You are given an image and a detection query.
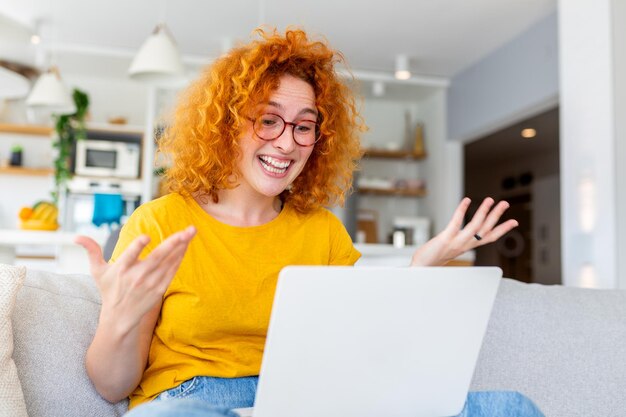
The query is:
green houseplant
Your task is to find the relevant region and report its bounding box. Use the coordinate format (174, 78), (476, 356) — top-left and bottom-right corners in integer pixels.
(52, 88), (89, 203)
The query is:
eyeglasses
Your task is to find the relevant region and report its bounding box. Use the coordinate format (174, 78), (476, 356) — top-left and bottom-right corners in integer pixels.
(249, 113), (320, 147)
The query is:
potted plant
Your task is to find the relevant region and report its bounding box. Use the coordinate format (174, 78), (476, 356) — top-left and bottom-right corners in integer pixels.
(52, 88), (89, 204)
(9, 144), (23, 166)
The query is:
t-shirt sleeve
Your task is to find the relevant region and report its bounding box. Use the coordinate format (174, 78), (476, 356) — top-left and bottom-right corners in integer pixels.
(109, 204), (164, 263)
(327, 211), (361, 266)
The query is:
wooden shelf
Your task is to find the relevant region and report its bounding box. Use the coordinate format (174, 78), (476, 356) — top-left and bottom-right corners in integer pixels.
(358, 187), (427, 197)
(0, 123), (53, 136)
(0, 122), (144, 136)
(0, 166), (54, 176)
(362, 149), (426, 160)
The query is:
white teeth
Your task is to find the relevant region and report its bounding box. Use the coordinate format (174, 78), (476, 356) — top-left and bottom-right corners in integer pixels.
(259, 156), (291, 174)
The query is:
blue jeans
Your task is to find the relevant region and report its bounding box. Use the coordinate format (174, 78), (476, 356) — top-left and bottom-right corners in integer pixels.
(125, 376), (545, 417)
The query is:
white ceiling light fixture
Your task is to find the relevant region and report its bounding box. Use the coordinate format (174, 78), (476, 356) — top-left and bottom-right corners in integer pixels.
(128, 23), (185, 85)
(26, 66), (76, 115)
(395, 54), (411, 80)
(0, 66), (30, 99)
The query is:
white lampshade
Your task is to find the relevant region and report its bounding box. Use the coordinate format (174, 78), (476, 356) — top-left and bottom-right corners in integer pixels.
(395, 54), (411, 80)
(128, 23), (184, 85)
(26, 67), (76, 115)
(0, 66), (30, 99)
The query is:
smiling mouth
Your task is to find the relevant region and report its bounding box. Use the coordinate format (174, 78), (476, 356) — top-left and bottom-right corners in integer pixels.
(258, 155), (292, 174)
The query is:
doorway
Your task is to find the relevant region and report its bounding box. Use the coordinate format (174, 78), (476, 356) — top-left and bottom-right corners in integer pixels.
(464, 107), (561, 285)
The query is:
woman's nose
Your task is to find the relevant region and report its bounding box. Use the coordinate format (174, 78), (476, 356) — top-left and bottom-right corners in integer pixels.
(272, 125), (297, 152)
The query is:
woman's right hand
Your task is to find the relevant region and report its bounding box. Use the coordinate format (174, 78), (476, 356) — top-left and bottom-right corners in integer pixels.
(75, 226), (197, 332)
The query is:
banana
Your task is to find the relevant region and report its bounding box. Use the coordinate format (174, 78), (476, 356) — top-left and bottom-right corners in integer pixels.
(45, 206), (58, 223)
(18, 201), (59, 230)
(20, 218), (59, 231)
(42, 205), (55, 221)
(32, 203), (49, 218)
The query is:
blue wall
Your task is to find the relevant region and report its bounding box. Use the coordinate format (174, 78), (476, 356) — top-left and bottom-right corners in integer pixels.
(447, 12), (559, 142)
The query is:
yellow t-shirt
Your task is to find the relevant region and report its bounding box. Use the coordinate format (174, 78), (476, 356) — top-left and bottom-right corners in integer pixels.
(110, 193), (361, 408)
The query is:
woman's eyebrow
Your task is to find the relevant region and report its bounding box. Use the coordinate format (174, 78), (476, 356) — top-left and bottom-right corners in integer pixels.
(266, 101), (318, 118)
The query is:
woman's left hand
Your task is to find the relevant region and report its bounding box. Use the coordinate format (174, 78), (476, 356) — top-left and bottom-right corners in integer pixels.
(410, 197), (518, 267)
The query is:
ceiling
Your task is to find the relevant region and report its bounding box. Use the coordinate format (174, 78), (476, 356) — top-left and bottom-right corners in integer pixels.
(1, 0), (556, 82)
(465, 106), (560, 166)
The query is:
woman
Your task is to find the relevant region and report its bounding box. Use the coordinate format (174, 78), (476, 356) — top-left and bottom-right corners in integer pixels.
(77, 29), (544, 417)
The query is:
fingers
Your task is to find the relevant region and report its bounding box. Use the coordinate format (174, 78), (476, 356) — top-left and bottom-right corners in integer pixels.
(143, 242), (190, 294)
(475, 200), (511, 237)
(115, 234), (152, 270)
(463, 197), (495, 236)
(478, 219), (519, 244)
(74, 235), (107, 273)
(134, 226), (196, 276)
(127, 226), (196, 294)
(443, 197), (471, 235)
(146, 226), (196, 264)
(451, 197), (519, 248)
(117, 226), (195, 273)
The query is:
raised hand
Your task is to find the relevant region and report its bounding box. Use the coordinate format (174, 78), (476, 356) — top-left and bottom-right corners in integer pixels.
(410, 197), (518, 267)
(75, 226), (197, 331)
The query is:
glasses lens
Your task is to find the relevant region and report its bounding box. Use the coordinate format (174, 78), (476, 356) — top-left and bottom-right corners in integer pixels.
(254, 114), (284, 140)
(293, 120), (319, 146)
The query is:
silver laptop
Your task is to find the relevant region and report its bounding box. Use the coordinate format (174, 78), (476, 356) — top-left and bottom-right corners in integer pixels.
(235, 266), (502, 417)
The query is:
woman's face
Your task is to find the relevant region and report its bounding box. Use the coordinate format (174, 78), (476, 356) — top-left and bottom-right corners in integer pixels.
(237, 74), (317, 199)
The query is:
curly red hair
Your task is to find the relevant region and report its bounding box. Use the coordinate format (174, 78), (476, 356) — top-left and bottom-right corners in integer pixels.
(160, 28), (364, 213)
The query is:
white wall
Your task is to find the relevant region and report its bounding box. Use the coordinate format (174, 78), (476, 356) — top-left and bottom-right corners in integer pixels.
(447, 12), (559, 142)
(357, 86), (455, 242)
(613, 0), (626, 289)
(558, 0), (625, 288)
(62, 74), (149, 126)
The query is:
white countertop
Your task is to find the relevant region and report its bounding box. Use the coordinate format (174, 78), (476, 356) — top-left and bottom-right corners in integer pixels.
(0, 229), (81, 246)
(0, 229), (102, 274)
(354, 243), (475, 261)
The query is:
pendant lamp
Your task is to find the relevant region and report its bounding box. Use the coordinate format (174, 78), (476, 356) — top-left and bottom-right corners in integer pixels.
(128, 23), (184, 85)
(26, 66), (76, 115)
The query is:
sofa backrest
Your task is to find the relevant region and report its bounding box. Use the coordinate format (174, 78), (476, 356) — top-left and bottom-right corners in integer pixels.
(472, 278), (626, 417)
(12, 267), (128, 417)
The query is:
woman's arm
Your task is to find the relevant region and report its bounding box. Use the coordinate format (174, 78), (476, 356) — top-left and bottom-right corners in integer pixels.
(410, 197), (518, 267)
(76, 226), (196, 402)
(86, 302), (161, 402)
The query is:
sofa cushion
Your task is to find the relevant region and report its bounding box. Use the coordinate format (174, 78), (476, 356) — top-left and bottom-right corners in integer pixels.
(0, 264), (28, 417)
(12, 267), (128, 417)
(472, 278), (626, 417)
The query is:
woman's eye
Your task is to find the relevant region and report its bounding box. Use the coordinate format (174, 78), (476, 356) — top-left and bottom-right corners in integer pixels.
(261, 119), (278, 127)
(295, 125), (312, 133)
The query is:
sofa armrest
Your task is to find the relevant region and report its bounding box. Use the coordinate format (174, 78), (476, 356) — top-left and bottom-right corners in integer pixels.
(12, 267), (128, 417)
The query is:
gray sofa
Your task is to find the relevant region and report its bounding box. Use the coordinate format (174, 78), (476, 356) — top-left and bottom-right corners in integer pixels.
(5, 265), (626, 417)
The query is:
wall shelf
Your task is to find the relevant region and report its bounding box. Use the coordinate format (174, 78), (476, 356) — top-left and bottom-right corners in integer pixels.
(0, 166), (54, 176)
(358, 187), (427, 197)
(0, 123), (53, 136)
(362, 149), (426, 160)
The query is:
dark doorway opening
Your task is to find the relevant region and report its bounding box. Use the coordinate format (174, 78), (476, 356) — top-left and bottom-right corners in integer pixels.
(464, 107), (561, 285)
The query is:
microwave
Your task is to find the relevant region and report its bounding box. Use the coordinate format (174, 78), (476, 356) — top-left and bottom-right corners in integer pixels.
(75, 139), (141, 179)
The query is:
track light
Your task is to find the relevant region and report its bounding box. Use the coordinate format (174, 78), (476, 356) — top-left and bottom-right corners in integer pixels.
(395, 54), (411, 80)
